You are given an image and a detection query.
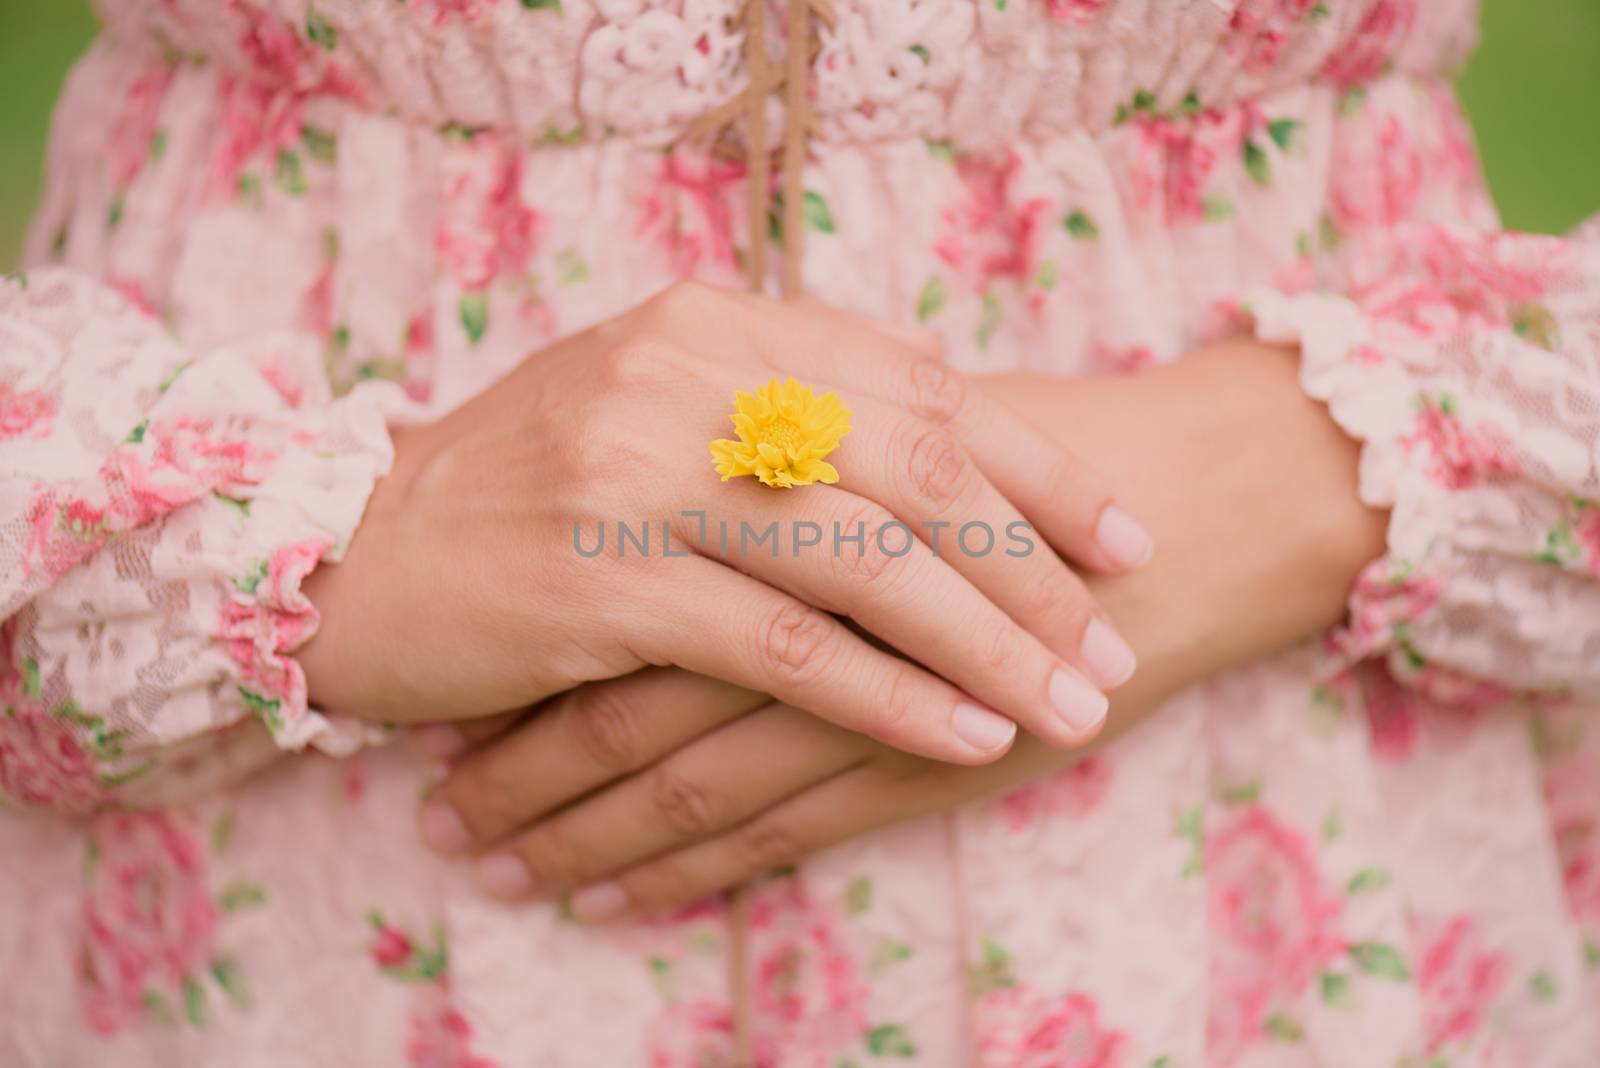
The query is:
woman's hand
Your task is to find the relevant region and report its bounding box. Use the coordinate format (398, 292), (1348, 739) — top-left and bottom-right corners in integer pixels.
(412, 337), (1390, 911)
(300, 282), (1150, 765)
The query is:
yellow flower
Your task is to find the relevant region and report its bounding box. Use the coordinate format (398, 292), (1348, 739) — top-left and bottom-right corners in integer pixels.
(709, 377), (853, 488)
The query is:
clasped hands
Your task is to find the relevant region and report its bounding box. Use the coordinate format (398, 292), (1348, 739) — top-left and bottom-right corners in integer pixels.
(301, 282), (1373, 922)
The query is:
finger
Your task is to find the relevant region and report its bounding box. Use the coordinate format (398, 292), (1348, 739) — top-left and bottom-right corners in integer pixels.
(407, 712), (524, 764)
(633, 556), (1025, 764)
(658, 286), (1153, 573)
(701, 481), (1112, 750)
(418, 668), (766, 855)
(812, 392), (1138, 690)
(471, 704), (867, 899)
(566, 759), (925, 921)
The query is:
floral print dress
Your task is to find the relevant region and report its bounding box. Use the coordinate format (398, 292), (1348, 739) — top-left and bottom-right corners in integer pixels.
(3, 1), (1599, 1065)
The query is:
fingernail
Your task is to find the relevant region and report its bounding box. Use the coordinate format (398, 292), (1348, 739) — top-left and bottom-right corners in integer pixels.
(951, 702), (1018, 753)
(1049, 669), (1109, 734)
(1095, 505), (1154, 569)
(410, 724), (467, 763)
(570, 881), (629, 923)
(418, 800), (471, 853)
(476, 853), (536, 899)
(1080, 618), (1137, 689)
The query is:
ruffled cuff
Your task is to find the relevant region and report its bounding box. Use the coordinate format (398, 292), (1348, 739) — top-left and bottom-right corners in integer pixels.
(1245, 232), (1600, 703)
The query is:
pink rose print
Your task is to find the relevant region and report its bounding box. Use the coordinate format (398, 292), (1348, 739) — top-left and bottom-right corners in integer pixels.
(1320, 0), (1417, 88)
(0, 650), (103, 810)
(0, 381), (58, 440)
(1126, 105), (1253, 226)
(999, 756), (1113, 831)
(974, 984), (1127, 1068)
(23, 490), (112, 584)
(411, 0), (501, 26)
(1410, 913), (1511, 1058)
(1400, 394), (1518, 491)
(228, 0), (366, 100)
(1223, 0), (1320, 76)
(1359, 662), (1422, 762)
(1576, 509), (1600, 575)
(1041, 0), (1110, 25)
(1544, 746), (1600, 927)
(747, 880), (871, 1066)
(208, 75), (306, 198)
(936, 153), (1049, 296)
(647, 998), (737, 1068)
(106, 68), (175, 186)
(1330, 114), (1423, 232)
(436, 132), (541, 292)
(636, 152), (748, 280)
(367, 912), (499, 1068)
(218, 536), (331, 733)
(78, 811), (221, 1033)
(406, 984), (500, 1068)
(1332, 559), (1443, 662)
(1207, 806), (1346, 1068)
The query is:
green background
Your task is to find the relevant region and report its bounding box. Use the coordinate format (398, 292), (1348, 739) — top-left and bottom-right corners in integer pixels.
(1, 1), (1596, 268)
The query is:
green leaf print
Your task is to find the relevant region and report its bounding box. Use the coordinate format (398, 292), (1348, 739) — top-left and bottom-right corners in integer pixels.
(1174, 804), (1205, 877)
(460, 291), (490, 344)
(968, 938), (1015, 995)
(1063, 210), (1099, 240)
(915, 275), (947, 321)
(306, 7), (338, 50)
(218, 879), (267, 912)
(1218, 781), (1260, 805)
(1345, 868), (1390, 894)
(1202, 195), (1236, 222)
(556, 248), (589, 284)
(1264, 1013), (1304, 1042)
(844, 876), (874, 917)
(182, 975), (207, 1027)
(107, 195), (124, 231)
(300, 125), (337, 164)
(1320, 970), (1351, 1007)
(647, 955), (674, 1000)
(869, 938), (912, 973)
(521, 0), (563, 11)
(925, 139), (955, 163)
(1309, 2), (1331, 19)
(234, 558), (269, 595)
(1530, 970), (1559, 1003)
(866, 1024), (917, 1058)
(21, 657), (41, 697)
(213, 492), (252, 517)
(126, 419), (148, 443)
(238, 687), (284, 733)
(909, 44), (930, 63)
(976, 291), (1002, 353)
(1267, 118), (1302, 152)
(142, 989), (177, 1028)
(803, 190), (837, 234)
(1349, 942), (1411, 981)
(150, 129), (168, 165)
(212, 956), (251, 1008)
(1243, 140), (1271, 186)
(275, 150), (308, 196)
(1584, 940), (1600, 970)
(212, 811), (235, 852)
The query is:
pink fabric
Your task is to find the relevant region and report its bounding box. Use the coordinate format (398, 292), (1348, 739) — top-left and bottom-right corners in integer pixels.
(3, 2), (1598, 1065)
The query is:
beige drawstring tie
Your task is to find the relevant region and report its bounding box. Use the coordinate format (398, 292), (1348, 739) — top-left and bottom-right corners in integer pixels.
(681, 1), (835, 1061)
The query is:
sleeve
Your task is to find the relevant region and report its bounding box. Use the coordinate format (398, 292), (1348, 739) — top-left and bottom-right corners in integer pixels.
(1, 268), (406, 812)
(1246, 218), (1600, 706)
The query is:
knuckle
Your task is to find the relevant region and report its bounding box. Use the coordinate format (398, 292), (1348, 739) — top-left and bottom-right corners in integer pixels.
(901, 422), (973, 511)
(644, 280), (726, 334)
(446, 764), (523, 840)
(977, 623), (1023, 679)
(648, 765), (724, 838)
(756, 602), (837, 685)
(566, 686), (647, 772)
(734, 819), (801, 874)
(867, 671), (915, 743)
(601, 339), (683, 390)
(831, 502), (902, 587)
(904, 356), (970, 424)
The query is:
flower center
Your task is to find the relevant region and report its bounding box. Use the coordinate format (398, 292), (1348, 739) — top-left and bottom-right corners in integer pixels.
(758, 418), (801, 450)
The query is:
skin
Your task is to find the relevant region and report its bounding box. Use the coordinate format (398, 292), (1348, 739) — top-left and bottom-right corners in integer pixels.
(299, 283), (1153, 766)
(414, 336), (1391, 918)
